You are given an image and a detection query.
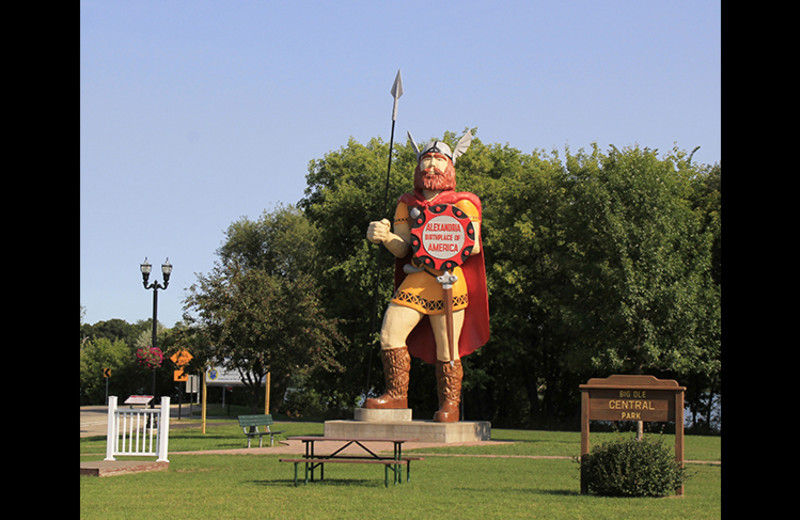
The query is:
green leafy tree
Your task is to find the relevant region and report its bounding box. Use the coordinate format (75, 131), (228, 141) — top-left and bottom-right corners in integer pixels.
(467, 144), (580, 427)
(558, 145), (720, 392)
(80, 317), (177, 404)
(299, 137), (419, 408)
(183, 205), (345, 413)
(80, 318), (146, 349)
(80, 336), (130, 404)
(683, 161), (721, 431)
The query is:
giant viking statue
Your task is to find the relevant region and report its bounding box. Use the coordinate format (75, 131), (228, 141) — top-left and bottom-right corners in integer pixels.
(365, 130), (490, 422)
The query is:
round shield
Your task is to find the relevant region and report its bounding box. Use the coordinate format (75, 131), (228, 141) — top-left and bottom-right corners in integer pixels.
(409, 204), (476, 271)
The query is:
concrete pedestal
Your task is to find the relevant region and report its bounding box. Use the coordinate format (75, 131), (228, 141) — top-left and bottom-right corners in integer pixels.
(353, 408), (412, 422)
(324, 408), (491, 443)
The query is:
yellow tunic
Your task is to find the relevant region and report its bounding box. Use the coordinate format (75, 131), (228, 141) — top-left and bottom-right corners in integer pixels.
(390, 199), (480, 315)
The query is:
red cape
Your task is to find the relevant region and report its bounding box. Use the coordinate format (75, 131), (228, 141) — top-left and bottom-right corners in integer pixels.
(395, 190), (491, 364)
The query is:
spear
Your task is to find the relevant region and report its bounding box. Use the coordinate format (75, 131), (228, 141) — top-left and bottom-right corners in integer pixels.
(382, 69), (403, 215)
(366, 69), (404, 393)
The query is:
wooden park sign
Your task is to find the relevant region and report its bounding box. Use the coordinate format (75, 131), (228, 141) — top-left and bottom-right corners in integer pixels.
(579, 374), (686, 495)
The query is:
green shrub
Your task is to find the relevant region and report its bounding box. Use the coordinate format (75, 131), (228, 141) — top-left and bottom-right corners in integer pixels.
(581, 436), (686, 497)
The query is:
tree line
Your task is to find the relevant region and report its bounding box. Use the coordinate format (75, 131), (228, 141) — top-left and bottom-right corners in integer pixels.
(81, 132), (721, 432)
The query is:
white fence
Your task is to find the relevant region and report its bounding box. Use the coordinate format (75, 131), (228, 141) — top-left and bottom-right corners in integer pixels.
(104, 396), (170, 462)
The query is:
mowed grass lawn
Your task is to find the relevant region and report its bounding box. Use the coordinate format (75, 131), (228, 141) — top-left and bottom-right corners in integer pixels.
(80, 419), (721, 520)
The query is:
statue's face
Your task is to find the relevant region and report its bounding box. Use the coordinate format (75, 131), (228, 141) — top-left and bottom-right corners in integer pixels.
(419, 153), (450, 173)
(414, 152), (456, 192)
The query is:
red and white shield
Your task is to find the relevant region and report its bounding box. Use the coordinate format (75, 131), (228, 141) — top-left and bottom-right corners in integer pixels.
(409, 204), (475, 271)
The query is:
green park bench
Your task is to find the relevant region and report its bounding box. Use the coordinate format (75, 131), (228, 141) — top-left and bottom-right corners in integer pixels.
(237, 414), (284, 448)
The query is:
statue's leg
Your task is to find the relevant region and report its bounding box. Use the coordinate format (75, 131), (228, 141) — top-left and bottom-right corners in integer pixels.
(363, 304), (421, 409)
(429, 310), (465, 362)
(430, 309), (465, 422)
(380, 303), (423, 350)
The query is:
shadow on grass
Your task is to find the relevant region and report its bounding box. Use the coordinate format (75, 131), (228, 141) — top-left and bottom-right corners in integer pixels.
(251, 478), (388, 488)
(532, 489), (580, 497)
(453, 486), (580, 497)
(166, 432), (249, 450)
(490, 438), (576, 445)
(80, 435), (106, 442)
(251, 479), (581, 494)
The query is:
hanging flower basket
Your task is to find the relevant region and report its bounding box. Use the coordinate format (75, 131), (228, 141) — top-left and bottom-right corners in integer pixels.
(136, 347), (164, 369)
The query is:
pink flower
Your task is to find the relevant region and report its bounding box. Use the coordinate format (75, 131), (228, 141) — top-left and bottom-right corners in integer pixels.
(136, 347), (163, 369)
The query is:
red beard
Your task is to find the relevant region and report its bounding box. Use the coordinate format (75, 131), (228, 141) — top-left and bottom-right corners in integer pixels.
(414, 160), (456, 192)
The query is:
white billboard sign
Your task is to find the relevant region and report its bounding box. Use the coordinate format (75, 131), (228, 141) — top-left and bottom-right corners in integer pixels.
(204, 366), (265, 387)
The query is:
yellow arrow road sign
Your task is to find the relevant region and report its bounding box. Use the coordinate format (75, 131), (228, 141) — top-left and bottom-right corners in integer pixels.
(170, 349), (193, 366)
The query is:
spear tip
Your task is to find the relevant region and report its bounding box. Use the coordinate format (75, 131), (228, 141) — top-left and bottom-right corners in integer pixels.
(390, 69), (403, 121)
(391, 69), (403, 99)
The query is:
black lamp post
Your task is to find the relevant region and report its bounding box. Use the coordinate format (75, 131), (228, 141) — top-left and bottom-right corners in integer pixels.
(140, 257), (172, 398)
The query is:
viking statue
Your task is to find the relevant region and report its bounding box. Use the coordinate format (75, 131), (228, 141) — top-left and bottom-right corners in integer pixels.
(365, 130), (490, 422)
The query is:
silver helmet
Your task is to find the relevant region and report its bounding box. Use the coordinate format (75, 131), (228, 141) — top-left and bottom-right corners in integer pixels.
(407, 130), (472, 165)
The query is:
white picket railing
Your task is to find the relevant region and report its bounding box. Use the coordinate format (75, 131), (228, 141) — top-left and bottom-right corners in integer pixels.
(104, 396), (170, 462)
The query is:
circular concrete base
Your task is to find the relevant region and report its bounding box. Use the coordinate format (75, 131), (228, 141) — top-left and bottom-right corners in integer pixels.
(353, 408), (412, 422)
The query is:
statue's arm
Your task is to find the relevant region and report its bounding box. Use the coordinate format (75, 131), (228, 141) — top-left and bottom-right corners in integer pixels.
(367, 219), (411, 258)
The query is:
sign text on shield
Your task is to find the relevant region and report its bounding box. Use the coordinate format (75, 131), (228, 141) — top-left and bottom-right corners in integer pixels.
(409, 204), (475, 271)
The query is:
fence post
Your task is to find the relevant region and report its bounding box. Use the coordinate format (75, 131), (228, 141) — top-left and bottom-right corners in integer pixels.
(104, 396), (118, 461)
(157, 396), (170, 462)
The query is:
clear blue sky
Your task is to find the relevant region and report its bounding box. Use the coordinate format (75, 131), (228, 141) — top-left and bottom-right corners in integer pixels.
(80, 0), (721, 328)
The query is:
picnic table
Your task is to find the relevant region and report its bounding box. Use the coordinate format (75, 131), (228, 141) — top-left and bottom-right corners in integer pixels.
(279, 436), (422, 487)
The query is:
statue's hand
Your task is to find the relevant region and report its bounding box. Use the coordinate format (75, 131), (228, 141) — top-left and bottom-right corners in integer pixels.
(366, 219), (391, 244)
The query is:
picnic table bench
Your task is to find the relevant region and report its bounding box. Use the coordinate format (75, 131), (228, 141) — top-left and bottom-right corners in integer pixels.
(237, 414), (284, 448)
(279, 436), (423, 487)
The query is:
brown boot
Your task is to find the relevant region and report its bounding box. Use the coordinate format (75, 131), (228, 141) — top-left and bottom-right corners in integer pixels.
(364, 347), (410, 409)
(433, 360), (462, 422)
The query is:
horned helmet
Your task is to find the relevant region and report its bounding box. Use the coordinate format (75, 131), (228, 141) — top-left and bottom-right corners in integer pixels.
(407, 129), (472, 166)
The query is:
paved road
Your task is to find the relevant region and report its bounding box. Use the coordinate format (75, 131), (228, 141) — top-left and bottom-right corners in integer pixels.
(80, 403), (200, 438)
(80, 406), (111, 438)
